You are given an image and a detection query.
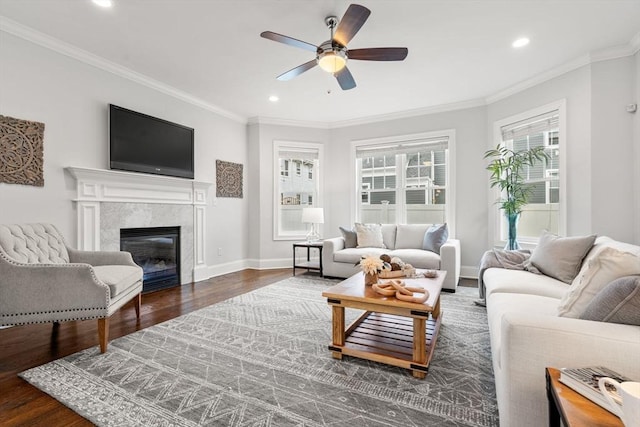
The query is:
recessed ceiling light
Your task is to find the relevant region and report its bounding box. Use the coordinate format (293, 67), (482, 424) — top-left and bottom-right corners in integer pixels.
(512, 37), (530, 48)
(92, 0), (113, 8)
(269, 95), (279, 102)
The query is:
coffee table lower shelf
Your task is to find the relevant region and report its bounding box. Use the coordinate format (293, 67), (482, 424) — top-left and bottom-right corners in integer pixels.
(329, 310), (442, 378)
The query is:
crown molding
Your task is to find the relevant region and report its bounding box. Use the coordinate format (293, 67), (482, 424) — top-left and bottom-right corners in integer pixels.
(247, 116), (330, 129)
(629, 31), (640, 54)
(590, 40), (639, 62)
(485, 54), (591, 105)
(329, 98), (487, 128)
(0, 16), (247, 124)
(250, 98), (487, 129)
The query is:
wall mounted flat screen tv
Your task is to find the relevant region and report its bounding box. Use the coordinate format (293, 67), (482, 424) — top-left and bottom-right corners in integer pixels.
(109, 104), (194, 179)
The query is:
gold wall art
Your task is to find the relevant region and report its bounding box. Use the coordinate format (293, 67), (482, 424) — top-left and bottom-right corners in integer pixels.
(0, 114), (45, 187)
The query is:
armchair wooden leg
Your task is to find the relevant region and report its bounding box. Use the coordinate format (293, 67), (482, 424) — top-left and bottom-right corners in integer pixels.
(98, 317), (109, 353)
(134, 293), (141, 319)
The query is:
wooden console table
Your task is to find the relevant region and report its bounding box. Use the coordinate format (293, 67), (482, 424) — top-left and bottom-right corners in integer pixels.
(546, 367), (623, 427)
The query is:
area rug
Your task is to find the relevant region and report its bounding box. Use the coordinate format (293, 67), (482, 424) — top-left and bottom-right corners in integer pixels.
(20, 276), (498, 426)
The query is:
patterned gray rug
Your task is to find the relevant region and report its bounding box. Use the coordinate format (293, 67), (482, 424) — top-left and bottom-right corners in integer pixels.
(20, 276), (498, 426)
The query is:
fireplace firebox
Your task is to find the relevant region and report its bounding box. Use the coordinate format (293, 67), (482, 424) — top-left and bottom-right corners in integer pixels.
(120, 227), (180, 293)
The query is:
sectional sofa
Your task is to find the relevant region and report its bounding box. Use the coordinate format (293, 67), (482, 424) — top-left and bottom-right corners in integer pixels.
(483, 235), (640, 426)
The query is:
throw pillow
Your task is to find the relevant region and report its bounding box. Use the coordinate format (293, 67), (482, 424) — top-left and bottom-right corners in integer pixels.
(579, 276), (640, 326)
(339, 226), (357, 248)
(527, 231), (596, 284)
(422, 223), (448, 254)
(558, 246), (640, 317)
(355, 223), (386, 248)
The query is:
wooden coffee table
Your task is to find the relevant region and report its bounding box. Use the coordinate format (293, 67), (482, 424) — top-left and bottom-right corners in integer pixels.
(322, 270), (445, 378)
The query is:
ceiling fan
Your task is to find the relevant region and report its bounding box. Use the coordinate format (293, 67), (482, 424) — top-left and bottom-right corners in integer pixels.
(260, 3), (408, 90)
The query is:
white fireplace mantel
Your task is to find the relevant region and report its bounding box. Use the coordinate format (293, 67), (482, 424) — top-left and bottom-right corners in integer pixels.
(66, 166), (212, 282)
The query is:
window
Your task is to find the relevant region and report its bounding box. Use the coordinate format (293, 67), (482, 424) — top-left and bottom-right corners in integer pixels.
(273, 141), (323, 240)
(353, 131), (455, 231)
(491, 101), (566, 246)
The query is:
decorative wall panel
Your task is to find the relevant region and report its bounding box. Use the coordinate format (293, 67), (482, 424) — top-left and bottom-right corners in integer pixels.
(0, 115), (45, 186)
(216, 160), (243, 198)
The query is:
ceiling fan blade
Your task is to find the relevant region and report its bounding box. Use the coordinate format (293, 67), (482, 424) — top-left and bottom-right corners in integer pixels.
(348, 47), (408, 61)
(333, 4), (371, 46)
(277, 60), (318, 81)
(260, 31), (318, 53)
(335, 66), (356, 90)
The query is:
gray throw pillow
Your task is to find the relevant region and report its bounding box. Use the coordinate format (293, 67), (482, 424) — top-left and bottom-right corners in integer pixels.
(339, 226), (357, 248)
(422, 223), (448, 254)
(579, 276), (640, 326)
(527, 231), (596, 284)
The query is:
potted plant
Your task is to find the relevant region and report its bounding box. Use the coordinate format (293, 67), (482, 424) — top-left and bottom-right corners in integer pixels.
(484, 144), (550, 250)
(356, 255), (391, 285)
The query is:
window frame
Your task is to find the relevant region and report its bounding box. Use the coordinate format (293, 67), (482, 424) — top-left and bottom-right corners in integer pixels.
(273, 140), (324, 241)
(350, 130), (456, 236)
(489, 99), (567, 248)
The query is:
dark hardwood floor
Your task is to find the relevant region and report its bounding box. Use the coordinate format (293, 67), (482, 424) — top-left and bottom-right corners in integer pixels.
(0, 268), (293, 427)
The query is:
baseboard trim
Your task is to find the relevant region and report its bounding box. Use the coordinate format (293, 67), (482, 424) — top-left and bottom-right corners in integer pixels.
(245, 258), (291, 270)
(460, 265), (478, 280)
(203, 260), (251, 280)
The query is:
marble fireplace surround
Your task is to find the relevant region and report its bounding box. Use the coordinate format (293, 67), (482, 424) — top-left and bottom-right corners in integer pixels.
(66, 167), (212, 284)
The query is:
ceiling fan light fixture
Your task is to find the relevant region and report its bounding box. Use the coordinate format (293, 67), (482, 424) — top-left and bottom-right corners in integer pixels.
(317, 50), (347, 73)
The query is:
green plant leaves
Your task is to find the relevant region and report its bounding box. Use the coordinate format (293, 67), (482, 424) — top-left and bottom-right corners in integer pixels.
(484, 144), (550, 215)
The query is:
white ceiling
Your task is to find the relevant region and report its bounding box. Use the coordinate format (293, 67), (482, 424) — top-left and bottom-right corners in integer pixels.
(1, 0), (639, 125)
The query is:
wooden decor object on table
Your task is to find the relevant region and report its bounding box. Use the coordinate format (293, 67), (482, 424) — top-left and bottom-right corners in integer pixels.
(322, 270), (446, 379)
(0, 115), (45, 187)
(364, 272), (378, 286)
(379, 270), (405, 279)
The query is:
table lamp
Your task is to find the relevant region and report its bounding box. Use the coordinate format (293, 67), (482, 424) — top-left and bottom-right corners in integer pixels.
(301, 207), (324, 242)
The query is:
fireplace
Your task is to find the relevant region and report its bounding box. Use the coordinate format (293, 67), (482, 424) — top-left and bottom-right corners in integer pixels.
(120, 226), (181, 293)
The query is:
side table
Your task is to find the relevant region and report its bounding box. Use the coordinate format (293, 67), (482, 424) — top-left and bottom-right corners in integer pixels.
(546, 367), (623, 427)
(292, 241), (323, 277)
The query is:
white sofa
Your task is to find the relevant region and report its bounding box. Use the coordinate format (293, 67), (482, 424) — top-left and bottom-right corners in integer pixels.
(322, 224), (460, 291)
(484, 236), (640, 427)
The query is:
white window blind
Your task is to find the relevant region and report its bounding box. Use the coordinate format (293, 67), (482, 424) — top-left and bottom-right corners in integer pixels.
(501, 111), (559, 140)
(356, 137), (449, 158)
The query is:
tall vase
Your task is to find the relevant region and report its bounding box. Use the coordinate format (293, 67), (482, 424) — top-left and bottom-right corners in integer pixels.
(505, 212), (521, 250)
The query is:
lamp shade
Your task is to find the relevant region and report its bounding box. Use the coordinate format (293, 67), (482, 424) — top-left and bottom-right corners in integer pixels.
(317, 52), (346, 73)
(301, 207), (324, 224)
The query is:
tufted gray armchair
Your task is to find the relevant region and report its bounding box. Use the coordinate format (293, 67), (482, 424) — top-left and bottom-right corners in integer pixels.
(0, 223), (143, 353)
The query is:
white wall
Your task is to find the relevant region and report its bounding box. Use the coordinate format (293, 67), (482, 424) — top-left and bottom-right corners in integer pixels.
(247, 122), (330, 267)
(590, 56), (636, 242)
(0, 33), (249, 271)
